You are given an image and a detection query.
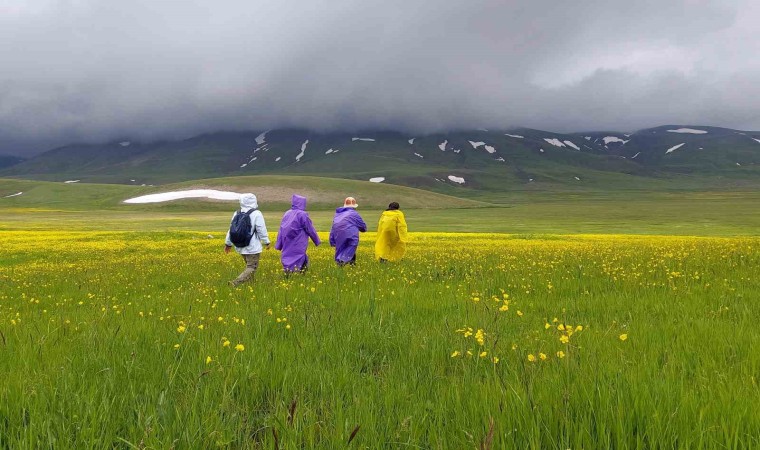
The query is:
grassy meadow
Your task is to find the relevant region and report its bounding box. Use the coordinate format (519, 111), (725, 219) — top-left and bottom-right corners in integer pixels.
(1, 176), (759, 448)
(1, 231), (759, 449)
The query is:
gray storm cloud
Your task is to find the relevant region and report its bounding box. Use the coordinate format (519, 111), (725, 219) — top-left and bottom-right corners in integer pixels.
(1, 0), (759, 154)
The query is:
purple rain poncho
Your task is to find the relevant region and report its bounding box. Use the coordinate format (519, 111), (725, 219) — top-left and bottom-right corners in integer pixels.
(275, 195), (321, 271)
(329, 207), (367, 264)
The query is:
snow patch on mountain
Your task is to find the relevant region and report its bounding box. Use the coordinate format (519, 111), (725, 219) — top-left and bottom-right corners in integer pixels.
(124, 190), (242, 204)
(563, 140), (580, 150)
(667, 128), (707, 134)
(438, 140), (447, 151)
(753, 138), (760, 144)
(603, 136), (629, 145)
(352, 137), (375, 142)
(295, 140), (309, 162)
(275, 157), (281, 162)
(469, 141), (485, 149)
(255, 130), (270, 145)
(484, 145), (495, 154)
(495, 157), (505, 162)
(64, 180), (80, 183)
(631, 152), (641, 159)
(414, 153), (424, 159)
(325, 148), (335, 154)
(505, 133), (524, 139)
(544, 138), (565, 148)
(666, 143), (686, 154)
(369, 177), (385, 183)
(408, 138), (415, 144)
(3, 192), (22, 198)
(448, 175), (465, 184)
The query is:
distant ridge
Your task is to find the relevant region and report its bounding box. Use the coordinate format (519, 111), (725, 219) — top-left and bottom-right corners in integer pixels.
(2, 126), (758, 194)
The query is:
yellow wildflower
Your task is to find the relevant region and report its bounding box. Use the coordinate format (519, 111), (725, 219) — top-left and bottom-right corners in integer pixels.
(527, 354), (536, 362)
(560, 335), (570, 344)
(205, 356), (212, 364)
(451, 351), (461, 358)
(176, 325), (186, 333)
(619, 334), (628, 341)
(539, 353), (547, 361)
(479, 351), (488, 358)
(475, 329), (485, 346)
(556, 351), (565, 359)
(234, 344), (245, 352)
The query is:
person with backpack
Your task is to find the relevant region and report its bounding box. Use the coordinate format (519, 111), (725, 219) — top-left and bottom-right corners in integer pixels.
(375, 202), (408, 262)
(224, 193), (270, 287)
(275, 194), (320, 273)
(329, 197), (367, 266)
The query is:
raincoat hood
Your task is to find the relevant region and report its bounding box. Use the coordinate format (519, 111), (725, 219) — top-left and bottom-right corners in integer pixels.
(335, 206), (355, 214)
(291, 195), (307, 210)
(381, 210), (404, 219)
(240, 193), (258, 211)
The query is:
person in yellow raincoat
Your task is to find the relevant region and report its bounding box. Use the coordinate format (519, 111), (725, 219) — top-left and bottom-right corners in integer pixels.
(375, 202), (408, 262)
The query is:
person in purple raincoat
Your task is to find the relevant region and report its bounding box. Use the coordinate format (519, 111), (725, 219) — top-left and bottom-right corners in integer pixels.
(329, 197), (367, 266)
(275, 194), (321, 272)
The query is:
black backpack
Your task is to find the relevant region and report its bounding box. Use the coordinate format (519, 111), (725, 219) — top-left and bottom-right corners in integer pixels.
(229, 209), (257, 247)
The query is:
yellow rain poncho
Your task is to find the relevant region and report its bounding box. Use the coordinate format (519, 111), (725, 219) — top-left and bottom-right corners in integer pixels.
(374, 210), (408, 261)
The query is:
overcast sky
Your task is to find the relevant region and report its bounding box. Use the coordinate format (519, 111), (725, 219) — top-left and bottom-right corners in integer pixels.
(2, 0), (760, 154)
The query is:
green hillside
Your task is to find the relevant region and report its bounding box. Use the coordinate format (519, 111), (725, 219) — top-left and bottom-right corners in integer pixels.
(0, 155), (23, 169)
(0, 175), (486, 212)
(3, 127), (758, 195)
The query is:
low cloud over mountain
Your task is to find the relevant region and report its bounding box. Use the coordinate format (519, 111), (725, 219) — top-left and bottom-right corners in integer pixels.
(2, 0), (760, 155)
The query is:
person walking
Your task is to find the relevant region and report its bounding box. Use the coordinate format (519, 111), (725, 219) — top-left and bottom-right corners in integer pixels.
(224, 193), (270, 287)
(374, 202), (408, 262)
(275, 194), (321, 273)
(329, 197), (367, 266)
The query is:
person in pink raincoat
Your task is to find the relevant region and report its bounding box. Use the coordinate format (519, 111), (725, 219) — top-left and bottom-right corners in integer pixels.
(275, 194), (321, 272)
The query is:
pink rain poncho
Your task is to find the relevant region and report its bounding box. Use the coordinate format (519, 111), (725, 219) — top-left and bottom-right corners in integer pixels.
(275, 195), (320, 271)
(329, 207), (367, 264)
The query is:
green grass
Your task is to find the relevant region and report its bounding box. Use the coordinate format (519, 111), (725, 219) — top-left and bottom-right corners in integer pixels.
(1, 232), (758, 448)
(2, 175), (760, 448)
(0, 176), (485, 213)
(2, 176), (758, 235)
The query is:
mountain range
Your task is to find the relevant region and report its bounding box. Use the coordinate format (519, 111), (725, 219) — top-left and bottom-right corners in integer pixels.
(2, 125), (758, 195)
